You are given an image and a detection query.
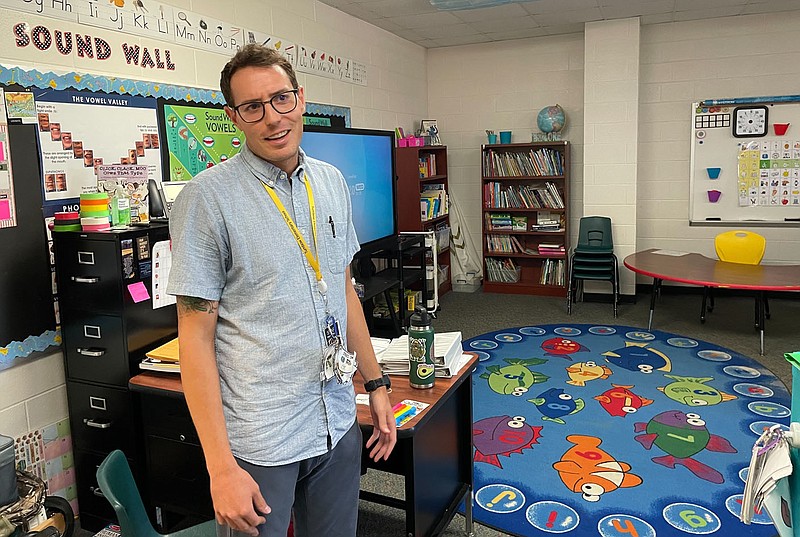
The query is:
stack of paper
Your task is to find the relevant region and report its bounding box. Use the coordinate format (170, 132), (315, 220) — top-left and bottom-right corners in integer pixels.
(374, 331), (463, 378)
(740, 424), (794, 531)
(140, 337), (180, 373)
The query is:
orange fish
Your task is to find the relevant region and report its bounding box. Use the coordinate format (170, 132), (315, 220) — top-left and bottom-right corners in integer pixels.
(553, 434), (642, 502)
(566, 361), (612, 387)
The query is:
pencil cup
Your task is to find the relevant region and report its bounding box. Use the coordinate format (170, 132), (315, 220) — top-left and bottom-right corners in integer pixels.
(487, 133), (497, 144)
(706, 167), (721, 179)
(499, 131), (512, 144)
(707, 189), (721, 203)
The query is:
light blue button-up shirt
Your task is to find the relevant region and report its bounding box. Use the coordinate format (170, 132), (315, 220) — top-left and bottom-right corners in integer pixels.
(167, 144), (360, 466)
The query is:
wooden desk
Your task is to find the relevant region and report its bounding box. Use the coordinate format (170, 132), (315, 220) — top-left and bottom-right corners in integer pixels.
(624, 248), (800, 354)
(130, 354), (477, 537)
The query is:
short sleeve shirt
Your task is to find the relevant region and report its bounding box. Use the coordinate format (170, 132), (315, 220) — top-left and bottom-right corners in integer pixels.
(167, 144), (360, 466)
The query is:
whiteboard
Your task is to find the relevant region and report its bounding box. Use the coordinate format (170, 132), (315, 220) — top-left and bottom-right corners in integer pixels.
(689, 100), (800, 226)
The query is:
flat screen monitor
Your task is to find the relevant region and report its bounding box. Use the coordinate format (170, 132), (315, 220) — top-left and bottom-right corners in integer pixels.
(300, 126), (396, 254)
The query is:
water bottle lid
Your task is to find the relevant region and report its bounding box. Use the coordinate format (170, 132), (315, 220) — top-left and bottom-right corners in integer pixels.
(410, 305), (432, 327)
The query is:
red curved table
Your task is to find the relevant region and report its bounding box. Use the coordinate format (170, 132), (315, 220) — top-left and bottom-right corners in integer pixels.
(624, 249), (800, 355)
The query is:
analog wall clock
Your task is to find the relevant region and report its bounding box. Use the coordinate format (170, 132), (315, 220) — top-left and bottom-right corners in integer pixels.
(732, 105), (769, 138)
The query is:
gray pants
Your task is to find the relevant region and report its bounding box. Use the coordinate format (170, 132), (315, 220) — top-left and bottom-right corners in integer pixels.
(220, 421), (362, 537)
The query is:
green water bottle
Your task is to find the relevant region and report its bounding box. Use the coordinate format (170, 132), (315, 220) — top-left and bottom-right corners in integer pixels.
(408, 305), (435, 389)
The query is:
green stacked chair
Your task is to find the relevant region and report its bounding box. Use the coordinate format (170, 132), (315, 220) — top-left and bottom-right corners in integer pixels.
(566, 216), (619, 317)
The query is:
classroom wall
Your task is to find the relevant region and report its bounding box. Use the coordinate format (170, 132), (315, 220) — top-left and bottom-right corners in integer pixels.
(638, 10), (800, 263)
(426, 34), (586, 259)
(428, 10), (800, 284)
(0, 0), (428, 437)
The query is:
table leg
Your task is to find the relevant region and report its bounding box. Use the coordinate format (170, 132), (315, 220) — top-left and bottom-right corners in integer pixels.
(464, 487), (474, 537)
(648, 278), (661, 331)
(757, 291), (765, 356)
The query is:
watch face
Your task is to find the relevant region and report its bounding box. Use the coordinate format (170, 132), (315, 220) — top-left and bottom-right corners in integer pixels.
(733, 106), (768, 138)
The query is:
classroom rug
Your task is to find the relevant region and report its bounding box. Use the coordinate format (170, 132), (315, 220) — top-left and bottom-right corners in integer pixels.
(464, 324), (791, 537)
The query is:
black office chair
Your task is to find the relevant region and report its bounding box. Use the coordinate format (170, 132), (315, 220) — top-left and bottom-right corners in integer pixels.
(566, 216), (619, 317)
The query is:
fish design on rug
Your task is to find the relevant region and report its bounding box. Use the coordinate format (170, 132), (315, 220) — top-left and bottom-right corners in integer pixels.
(553, 434), (642, 502)
(473, 414), (543, 468)
(658, 375), (737, 406)
(603, 342), (672, 374)
(529, 387), (585, 424)
(634, 410), (737, 484)
(480, 357), (549, 396)
(566, 361), (613, 387)
(595, 384), (654, 417)
(540, 337), (589, 360)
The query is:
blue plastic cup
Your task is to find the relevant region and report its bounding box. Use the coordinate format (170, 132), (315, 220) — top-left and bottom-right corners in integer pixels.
(499, 131), (512, 144)
(487, 133), (497, 144)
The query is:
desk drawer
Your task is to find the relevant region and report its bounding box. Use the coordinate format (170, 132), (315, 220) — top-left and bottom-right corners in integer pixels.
(56, 239), (123, 313)
(63, 314), (128, 385)
(74, 449), (124, 528)
(146, 434), (212, 517)
(67, 382), (136, 453)
(140, 393), (199, 442)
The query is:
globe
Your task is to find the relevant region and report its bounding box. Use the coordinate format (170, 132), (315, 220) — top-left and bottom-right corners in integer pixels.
(537, 104), (566, 133)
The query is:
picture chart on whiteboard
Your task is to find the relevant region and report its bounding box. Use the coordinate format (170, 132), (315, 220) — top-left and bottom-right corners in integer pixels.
(689, 98), (800, 225)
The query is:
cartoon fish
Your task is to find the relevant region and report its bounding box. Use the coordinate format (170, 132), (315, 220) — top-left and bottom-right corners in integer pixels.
(553, 435), (642, 502)
(595, 385), (654, 417)
(658, 375), (737, 406)
(634, 410), (736, 483)
(480, 358), (549, 396)
(473, 415), (542, 468)
(529, 388), (584, 424)
(566, 361), (612, 387)
(603, 342), (672, 374)
(541, 337), (589, 360)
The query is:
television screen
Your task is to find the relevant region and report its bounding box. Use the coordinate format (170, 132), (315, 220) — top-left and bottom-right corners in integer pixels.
(301, 126), (396, 251)
(159, 101), (244, 182)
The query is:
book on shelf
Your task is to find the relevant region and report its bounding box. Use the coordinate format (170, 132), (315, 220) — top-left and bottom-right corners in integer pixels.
(373, 332), (464, 378)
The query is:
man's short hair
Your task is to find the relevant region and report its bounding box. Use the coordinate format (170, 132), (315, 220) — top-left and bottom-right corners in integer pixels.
(220, 44), (299, 106)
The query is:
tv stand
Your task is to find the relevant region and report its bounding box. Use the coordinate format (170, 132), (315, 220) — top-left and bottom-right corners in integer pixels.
(354, 235), (430, 338)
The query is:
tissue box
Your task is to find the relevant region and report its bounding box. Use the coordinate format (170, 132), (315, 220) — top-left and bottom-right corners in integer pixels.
(408, 137), (424, 147)
(0, 434), (18, 508)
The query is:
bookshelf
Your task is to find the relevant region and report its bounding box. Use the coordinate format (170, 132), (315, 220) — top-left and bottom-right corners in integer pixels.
(396, 145), (451, 300)
(481, 141), (570, 296)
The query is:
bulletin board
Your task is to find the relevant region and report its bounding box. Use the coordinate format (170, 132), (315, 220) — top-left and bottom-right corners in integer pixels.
(689, 98), (800, 226)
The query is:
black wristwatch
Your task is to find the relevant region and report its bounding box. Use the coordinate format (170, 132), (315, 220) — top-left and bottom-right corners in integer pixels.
(364, 374), (392, 393)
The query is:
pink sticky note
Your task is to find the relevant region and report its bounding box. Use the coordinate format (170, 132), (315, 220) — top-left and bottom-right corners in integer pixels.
(0, 142), (5, 161)
(0, 199), (10, 220)
(127, 281), (150, 303)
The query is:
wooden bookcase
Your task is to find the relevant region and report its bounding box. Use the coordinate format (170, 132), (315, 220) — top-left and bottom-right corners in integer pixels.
(481, 141), (570, 296)
(395, 145), (452, 300)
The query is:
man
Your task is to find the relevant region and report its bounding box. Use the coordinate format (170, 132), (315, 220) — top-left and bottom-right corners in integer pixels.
(167, 44), (396, 537)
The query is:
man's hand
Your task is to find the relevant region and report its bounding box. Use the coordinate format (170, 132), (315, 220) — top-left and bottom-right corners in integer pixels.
(365, 388), (397, 461)
(209, 464), (271, 536)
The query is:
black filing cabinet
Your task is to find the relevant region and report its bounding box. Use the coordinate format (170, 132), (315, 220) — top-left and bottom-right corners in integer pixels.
(53, 224), (177, 531)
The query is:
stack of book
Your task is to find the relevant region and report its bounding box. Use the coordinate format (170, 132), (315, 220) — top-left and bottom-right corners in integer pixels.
(485, 212), (512, 231)
(373, 331), (464, 378)
(139, 337), (180, 373)
(537, 243), (566, 256)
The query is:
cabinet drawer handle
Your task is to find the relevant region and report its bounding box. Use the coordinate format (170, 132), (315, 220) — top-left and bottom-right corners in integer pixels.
(72, 276), (100, 284)
(90, 486), (105, 497)
(77, 348), (105, 357)
(83, 418), (112, 429)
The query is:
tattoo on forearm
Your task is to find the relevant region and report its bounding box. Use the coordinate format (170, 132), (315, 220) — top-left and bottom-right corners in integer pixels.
(177, 296), (217, 316)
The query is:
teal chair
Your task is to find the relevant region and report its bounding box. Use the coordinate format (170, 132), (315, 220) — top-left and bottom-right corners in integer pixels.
(96, 450), (216, 537)
(566, 216), (619, 317)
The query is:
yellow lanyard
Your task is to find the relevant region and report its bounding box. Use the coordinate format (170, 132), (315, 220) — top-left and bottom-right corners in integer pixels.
(261, 174), (327, 295)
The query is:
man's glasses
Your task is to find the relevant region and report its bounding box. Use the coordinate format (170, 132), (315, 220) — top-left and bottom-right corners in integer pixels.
(232, 89), (299, 123)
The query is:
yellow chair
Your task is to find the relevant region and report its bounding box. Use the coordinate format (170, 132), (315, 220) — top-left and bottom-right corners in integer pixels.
(701, 230), (769, 325)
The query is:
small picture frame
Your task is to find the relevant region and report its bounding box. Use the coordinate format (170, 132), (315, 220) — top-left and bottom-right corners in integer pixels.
(420, 119), (441, 145)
